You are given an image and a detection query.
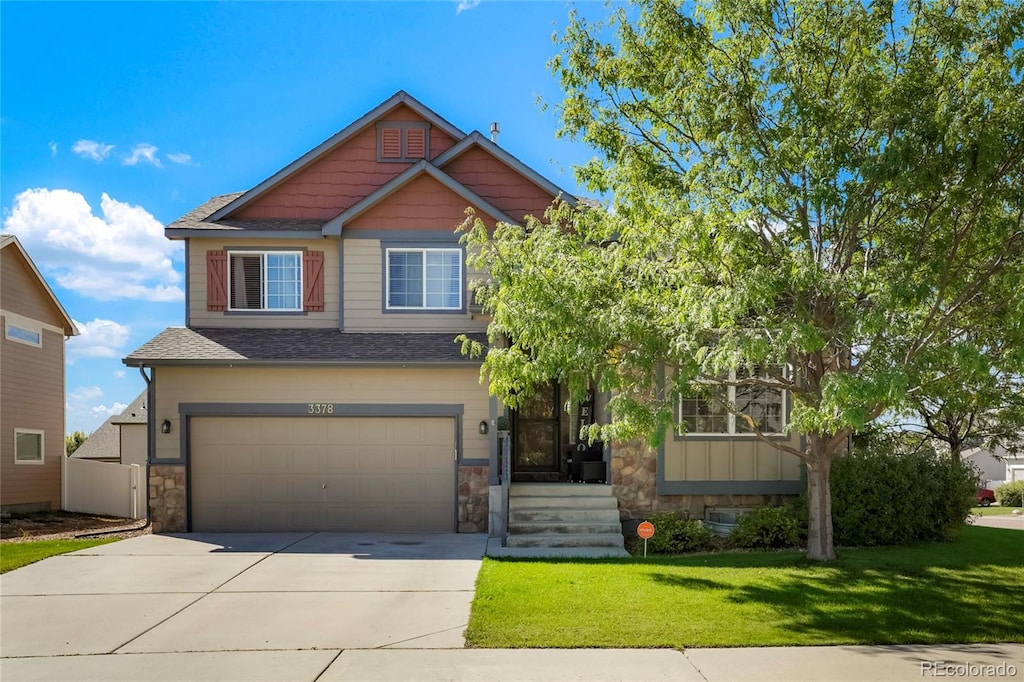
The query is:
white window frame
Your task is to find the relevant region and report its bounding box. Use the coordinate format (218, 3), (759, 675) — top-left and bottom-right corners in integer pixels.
(5, 320), (42, 347)
(14, 428), (44, 465)
(226, 250), (303, 312)
(677, 367), (789, 437)
(385, 248), (463, 311)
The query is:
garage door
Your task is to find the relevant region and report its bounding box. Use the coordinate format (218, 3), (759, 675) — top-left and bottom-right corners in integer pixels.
(190, 416), (455, 532)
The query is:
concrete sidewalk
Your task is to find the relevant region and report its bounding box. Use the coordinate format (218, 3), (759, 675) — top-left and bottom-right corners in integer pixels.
(2, 644), (1021, 681)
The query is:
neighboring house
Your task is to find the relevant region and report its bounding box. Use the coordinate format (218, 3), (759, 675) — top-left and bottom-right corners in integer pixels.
(71, 391), (148, 466)
(963, 442), (1024, 488)
(1, 234), (78, 513)
(124, 91), (802, 535)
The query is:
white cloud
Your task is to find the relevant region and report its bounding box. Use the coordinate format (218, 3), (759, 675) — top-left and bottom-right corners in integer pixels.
(166, 152), (192, 165)
(72, 139), (114, 162)
(68, 385), (104, 403)
(123, 143), (162, 167)
(456, 0), (481, 13)
(114, 369), (126, 378)
(92, 402), (128, 419)
(67, 318), (131, 364)
(2, 188), (183, 302)
(49, 141), (58, 157)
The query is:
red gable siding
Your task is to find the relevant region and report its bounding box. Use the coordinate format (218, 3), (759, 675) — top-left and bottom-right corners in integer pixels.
(346, 174), (496, 232)
(236, 104), (457, 221)
(444, 146), (558, 223)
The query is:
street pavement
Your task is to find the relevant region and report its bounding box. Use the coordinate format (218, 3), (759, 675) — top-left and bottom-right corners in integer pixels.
(1, 532), (1020, 681)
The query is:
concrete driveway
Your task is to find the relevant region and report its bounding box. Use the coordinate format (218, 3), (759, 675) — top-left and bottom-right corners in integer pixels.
(0, 532), (487, 681)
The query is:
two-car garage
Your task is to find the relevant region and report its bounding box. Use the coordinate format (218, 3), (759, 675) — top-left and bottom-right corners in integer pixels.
(188, 415), (457, 532)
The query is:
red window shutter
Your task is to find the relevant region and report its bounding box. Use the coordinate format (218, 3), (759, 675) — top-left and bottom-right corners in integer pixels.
(405, 127), (426, 159)
(381, 127), (401, 159)
(206, 250), (228, 311)
(303, 250), (325, 312)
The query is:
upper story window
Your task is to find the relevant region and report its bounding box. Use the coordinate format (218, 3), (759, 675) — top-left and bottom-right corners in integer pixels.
(377, 122), (429, 162)
(386, 248), (462, 310)
(677, 365), (788, 436)
(228, 251), (302, 311)
(15, 429), (44, 464)
(5, 321), (42, 347)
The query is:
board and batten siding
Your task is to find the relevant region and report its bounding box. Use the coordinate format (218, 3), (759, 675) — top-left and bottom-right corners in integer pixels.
(188, 237), (339, 328)
(342, 238), (489, 333)
(661, 436), (803, 484)
(152, 366), (491, 463)
(0, 325), (65, 509)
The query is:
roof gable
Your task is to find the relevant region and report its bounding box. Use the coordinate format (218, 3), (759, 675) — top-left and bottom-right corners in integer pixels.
(209, 91), (465, 222)
(0, 234), (78, 335)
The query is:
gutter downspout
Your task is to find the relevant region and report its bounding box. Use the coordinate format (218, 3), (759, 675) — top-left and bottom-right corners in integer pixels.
(139, 366), (154, 525)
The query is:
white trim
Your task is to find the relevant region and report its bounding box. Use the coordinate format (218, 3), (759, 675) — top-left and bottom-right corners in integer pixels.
(14, 428), (45, 465)
(1, 309), (66, 337)
(5, 320), (42, 347)
(385, 248), (463, 310)
(226, 250), (303, 312)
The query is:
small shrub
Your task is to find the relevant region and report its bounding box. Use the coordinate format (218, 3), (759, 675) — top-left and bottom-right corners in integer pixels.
(995, 480), (1024, 507)
(727, 506), (803, 550)
(639, 512), (717, 554)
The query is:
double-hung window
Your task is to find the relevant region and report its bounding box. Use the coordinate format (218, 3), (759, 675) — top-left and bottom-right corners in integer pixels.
(386, 248), (462, 310)
(677, 366), (787, 436)
(228, 251), (302, 311)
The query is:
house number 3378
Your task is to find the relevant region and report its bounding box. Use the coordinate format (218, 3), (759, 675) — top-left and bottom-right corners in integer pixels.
(307, 403), (334, 414)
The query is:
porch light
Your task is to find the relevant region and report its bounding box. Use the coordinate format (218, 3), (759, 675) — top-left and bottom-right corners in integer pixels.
(479, 420), (489, 435)
(161, 419), (171, 434)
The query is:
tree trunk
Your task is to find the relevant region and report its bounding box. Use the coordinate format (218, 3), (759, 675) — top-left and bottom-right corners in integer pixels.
(805, 443), (837, 561)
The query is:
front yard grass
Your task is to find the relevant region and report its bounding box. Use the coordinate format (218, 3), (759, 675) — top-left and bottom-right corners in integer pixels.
(972, 506), (1023, 516)
(0, 539), (116, 574)
(467, 525), (1023, 648)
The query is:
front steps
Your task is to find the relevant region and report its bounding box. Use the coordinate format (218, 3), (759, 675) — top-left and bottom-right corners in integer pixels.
(505, 483), (625, 551)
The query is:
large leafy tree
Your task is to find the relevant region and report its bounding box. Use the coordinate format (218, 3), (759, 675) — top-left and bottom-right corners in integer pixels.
(462, 0), (1024, 560)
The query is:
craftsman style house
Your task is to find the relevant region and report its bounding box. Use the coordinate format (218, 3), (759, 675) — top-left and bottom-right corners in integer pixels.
(1, 235), (78, 513)
(125, 92), (801, 536)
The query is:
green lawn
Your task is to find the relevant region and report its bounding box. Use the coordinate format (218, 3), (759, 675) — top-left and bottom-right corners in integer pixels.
(0, 539), (116, 574)
(972, 506), (1023, 516)
(467, 526), (1023, 648)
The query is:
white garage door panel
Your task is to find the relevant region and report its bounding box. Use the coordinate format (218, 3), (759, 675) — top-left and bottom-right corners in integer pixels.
(190, 416), (455, 532)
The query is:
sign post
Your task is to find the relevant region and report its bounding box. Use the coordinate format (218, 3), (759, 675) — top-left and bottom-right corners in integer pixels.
(637, 520), (655, 558)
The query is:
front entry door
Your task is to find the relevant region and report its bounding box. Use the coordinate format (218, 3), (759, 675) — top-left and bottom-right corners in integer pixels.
(512, 382), (563, 482)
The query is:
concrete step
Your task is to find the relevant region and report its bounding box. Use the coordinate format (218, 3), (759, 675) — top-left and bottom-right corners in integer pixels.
(509, 508), (621, 524)
(509, 496), (618, 511)
(508, 521), (624, 535)
(505, 533), (625, 549)
(510, 483), (613, 497)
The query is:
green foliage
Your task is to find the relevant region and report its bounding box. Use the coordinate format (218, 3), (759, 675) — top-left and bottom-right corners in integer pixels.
(638, 512), (717, 554)
(728, 506), (805, 550)
(830, 440), (978, 547)
(994, 481), (1024, 507)
(65, 431), (87, 457)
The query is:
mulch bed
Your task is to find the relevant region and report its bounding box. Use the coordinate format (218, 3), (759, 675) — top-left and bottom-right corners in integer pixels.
(0, 510), (151, 543)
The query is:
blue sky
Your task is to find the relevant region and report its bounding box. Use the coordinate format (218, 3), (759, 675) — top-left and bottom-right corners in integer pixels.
(1, 1), (603, 435)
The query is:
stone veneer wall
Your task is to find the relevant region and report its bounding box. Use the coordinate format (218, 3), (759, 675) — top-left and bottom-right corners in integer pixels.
(149, 464), (187, 533)
(612, 439), (789, 522)
(458, 465), (489, 533)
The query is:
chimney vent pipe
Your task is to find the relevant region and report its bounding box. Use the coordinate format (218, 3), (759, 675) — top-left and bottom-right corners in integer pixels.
(490, 122), (500, 143)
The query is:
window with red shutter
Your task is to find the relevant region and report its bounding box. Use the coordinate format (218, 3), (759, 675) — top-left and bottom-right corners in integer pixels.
(303, 250), (325, 312)
(206, 250), (228, 311)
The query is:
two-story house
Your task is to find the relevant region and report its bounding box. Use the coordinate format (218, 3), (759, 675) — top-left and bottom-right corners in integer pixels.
(125, 92), (802, 536)
(1, 234), (78, 513)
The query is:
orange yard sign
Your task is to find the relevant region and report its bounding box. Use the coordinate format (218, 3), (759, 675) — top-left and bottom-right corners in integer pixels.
(637, 521), (655, 539)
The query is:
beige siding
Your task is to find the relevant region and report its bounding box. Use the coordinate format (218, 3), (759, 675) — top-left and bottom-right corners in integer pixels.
(187, 237), (340, 328)
(152, 366), (490, 463)
(1, 248), (66, 329)
(662, 433), (802, 484)
(343, 238), (489, 333)
(119, 424), (148, 467)
(0, 326), (65, 509)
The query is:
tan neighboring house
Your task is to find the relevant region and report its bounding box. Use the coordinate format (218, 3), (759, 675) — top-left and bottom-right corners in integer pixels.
(123, 91), (802, 536)
(71, 391), (148, 466)
(1, 234), (78, 513)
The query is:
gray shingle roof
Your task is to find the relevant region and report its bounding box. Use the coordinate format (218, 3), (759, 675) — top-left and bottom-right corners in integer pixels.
(124, 327), (488, 366)
(164, 194), (328, 234)
(70, 416), (120, 460)
(111, 391), (148, 425)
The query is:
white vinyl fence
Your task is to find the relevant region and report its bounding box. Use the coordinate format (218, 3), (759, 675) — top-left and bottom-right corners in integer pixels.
(66, 458), (145, 520)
